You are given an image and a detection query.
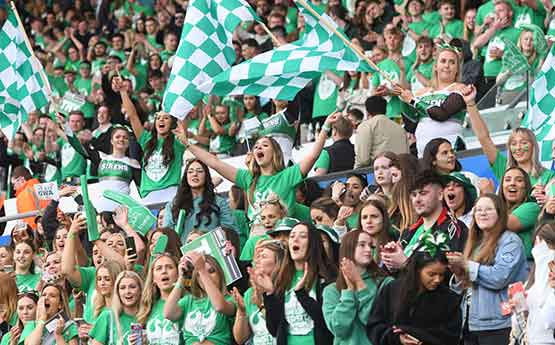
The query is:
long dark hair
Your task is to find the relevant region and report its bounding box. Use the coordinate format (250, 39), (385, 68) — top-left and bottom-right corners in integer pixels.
(421, 138), (462, 172)
(498, 167), (532, 211)
(143, 113), (176, 169)
(394, 251), (449, 322)
(171, 159), (220, 228)
(336, 230), (384, 290)
(277, 222), (337, 293)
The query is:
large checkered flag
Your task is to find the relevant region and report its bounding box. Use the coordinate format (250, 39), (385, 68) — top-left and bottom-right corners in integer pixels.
(198, 0), (375, 99)
(162, 0), (258, 119)
(522, 43), (555, 167)
(0, 4), (50, 138)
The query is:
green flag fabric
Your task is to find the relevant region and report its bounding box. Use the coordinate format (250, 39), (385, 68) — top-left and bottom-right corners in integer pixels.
(522, 44), (555, 166)
(162, 0), (258, 119)
(0, 6), (50, 138)
(198, 0), (375, 100)
(501, 37), (530, 75)
(102, 190), (157, 236)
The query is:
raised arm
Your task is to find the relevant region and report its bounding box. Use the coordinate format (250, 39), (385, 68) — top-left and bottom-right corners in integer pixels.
(62, 215), (87, 287)
(120, 81), (144, 138)
(299, 113), (339, 176)
(463, 85), (497, 164)
(174, 122), (238, 183)
(164, 257), (188, 321)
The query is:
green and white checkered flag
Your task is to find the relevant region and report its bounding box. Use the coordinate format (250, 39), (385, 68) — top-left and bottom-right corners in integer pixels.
(198, 0), (375, 99)
(522, 43), (555, 167)
(162, 0), (258, 119)
(501, 38), (529, 75)
(0, 5), (50, 138)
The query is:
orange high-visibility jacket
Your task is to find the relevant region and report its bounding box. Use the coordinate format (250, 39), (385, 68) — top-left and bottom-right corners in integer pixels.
(15, 179), (49, 229)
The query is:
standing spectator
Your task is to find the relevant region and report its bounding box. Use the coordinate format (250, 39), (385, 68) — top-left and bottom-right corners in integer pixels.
(313, 116), (355, 176)
(444, 172), (478, 227)
(354, 96), (408, 168)
(406, 36), (434, 94)
(448, 194), (528, 345)
(473, 1), (521, 106)
(428, 0), (464, 41)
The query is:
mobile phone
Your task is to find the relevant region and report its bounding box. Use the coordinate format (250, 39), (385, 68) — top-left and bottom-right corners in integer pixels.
(45, 311), (69, 333)
(125, 236), (137, 258)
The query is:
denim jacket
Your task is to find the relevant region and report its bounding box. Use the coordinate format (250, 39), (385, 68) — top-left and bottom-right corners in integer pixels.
(163, 195), (237, 242)
(450, 231), (528, 332)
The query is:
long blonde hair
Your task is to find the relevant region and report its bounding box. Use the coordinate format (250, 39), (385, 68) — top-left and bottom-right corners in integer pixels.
(247, 136), (285, 206)
(93, 261), (124, 318)
(137, 254), (179, 325)
(112, 271), (144, 345)
(251, 239), (291, 307)
(506, 128), (544, 179)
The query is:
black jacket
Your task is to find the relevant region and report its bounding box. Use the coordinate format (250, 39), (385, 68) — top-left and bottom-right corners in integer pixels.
(324, 138), (354, 174)
(367, 279), (462, 345)
(401, 208), (468, 253)
(264, 278), (333, 345)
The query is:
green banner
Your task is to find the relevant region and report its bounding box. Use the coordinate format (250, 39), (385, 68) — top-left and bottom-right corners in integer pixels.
(181, 227), (242, 285)
(80, 175), (99, 241)
(103, 190), (156, 236)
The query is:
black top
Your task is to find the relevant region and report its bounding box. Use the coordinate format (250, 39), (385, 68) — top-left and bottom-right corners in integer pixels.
(324, 138), (355, 174)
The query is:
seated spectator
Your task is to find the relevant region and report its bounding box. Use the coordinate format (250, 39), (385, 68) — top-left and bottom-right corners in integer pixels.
(428, 0), (464, 41)
(354, 96), (408, 168)
(200, 104), (239, 158)
(407, 36), (434, 94)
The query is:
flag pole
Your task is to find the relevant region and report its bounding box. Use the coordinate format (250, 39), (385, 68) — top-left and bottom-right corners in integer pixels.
(9, 1), (52, 94)
(296, 0), (390, 83)
(260, 23), (282, 47)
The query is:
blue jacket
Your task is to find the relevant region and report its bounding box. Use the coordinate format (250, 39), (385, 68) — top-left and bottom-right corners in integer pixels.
(450, 231), (528, 331)
(163, 195), (237, 242)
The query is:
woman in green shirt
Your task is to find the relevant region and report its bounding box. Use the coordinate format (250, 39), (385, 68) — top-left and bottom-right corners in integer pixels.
(464, 85), (555, 192)
(25, 284), (78, 345)
(14, 241), (40, 293)
(232, 239), (291, 345)
(122, 83), (186, 205)
(164, 253), (236, 345)
(1, 292), (38, 345)
(323, 230), (390, 345)
(498, 167), (540, 260)
(136, 254), (181, 345)
(177, 113), (340, 223)
(89, 271), (144, 345)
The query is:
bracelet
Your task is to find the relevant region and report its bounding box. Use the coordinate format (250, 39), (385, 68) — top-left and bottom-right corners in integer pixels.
(68, 232), (77, 239)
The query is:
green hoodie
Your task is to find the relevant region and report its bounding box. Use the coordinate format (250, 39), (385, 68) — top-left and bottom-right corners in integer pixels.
(322, 273), (392, 345)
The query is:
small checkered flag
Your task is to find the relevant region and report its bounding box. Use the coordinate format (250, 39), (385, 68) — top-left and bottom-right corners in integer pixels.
(0, 4), (50, 138)
(522, 44), (555, 167)
(162, 0), (258, 120)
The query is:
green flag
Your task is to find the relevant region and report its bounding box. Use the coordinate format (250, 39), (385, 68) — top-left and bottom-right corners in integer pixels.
(198, 0), (375, 100)
(522, 44), (555, 166)
(0, 5), (50, 138)
(162, 0), (258, 119)
(501, 37), (529, 75)
(103, 190), (157, 236)
(81, 175), (99, 241)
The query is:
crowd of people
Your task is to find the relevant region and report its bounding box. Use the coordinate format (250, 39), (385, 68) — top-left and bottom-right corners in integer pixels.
(0, 0), (555, 344)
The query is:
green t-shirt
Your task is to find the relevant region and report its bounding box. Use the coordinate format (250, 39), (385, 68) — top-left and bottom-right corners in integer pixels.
(15, 273), (40, 292)
(20, 320), (78, 344)
(314, 150), (330, 172)
(145, 298), (182, 345)
(138, 131), (186, 197)
(97, 155), (136, 181)
(427, 20), (464, 40)
(346, 212), (359, 230)
(236, 164), (304, 221)
(491, 150), (555, 187)
(512, 201), (540, 259)
(422, 11), (440, 24)
(407, 60), (433, 94)
(207, 123), (236, 155)
(59, 137), (87, 180)
(240, 234), (270, 261)
(160, 50), (176, 63)
(313, 72), (342, 118)
(514, 0), (546, 28)
(285, 270), (315, 345)
(244, 287), (274, 345)
(233, 209), (250, 251)
(285, 6), (299, 34)
(403, 21), (429, 63)
(372, 58), (402, 119)
(482, 27), (521, 77)
(89, 310), (136, 345)
(76, 266), (101, 324)
(476, 1), (495, 27)
(177, 294), (235, 345)
(74, 77), (96, 119)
